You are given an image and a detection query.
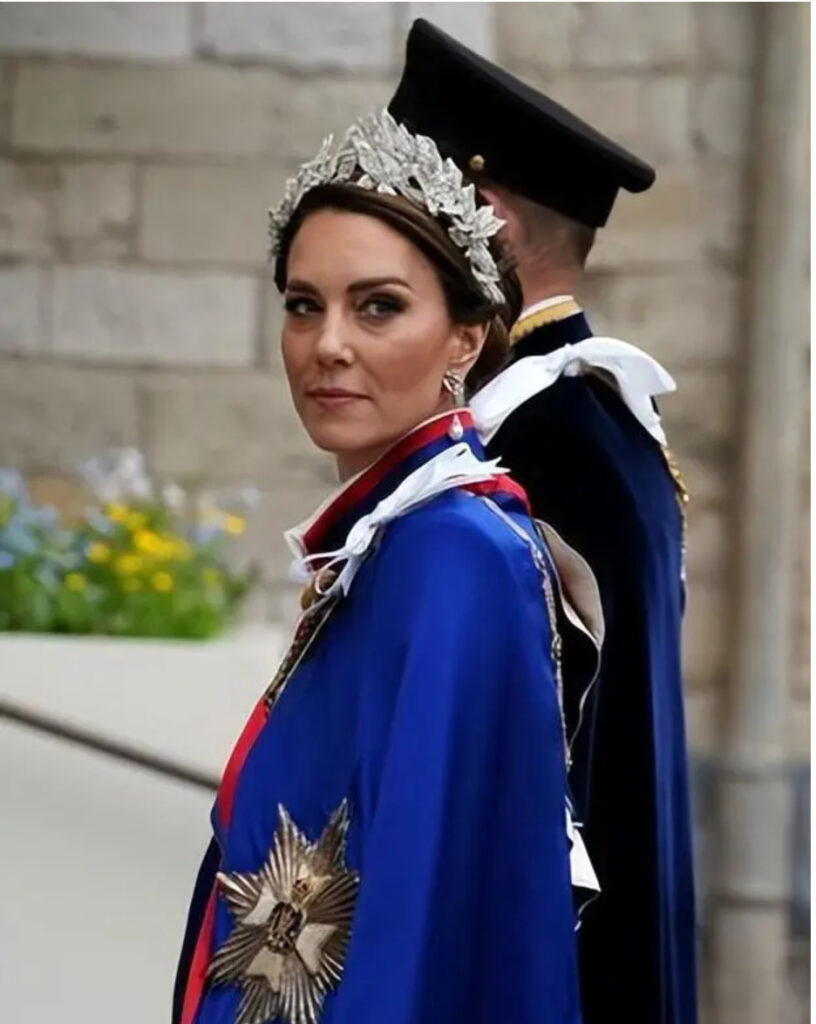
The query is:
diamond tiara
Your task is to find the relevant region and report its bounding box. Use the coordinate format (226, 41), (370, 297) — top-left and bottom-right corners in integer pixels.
(268, 109), (506, 305)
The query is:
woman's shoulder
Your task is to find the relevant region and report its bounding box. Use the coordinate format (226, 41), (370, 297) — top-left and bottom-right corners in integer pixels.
(375, 489), (540, 590)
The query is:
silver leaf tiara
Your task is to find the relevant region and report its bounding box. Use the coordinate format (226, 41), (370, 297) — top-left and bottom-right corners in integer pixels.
(268, 109), (506, 305)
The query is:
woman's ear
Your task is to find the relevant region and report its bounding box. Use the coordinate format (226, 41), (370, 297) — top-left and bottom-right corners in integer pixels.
(448, 321), (488, 378)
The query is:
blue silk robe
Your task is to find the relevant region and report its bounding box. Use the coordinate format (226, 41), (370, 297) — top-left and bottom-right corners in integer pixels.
(480, 305), (697, 1024)
(174, 410), (583, 1024)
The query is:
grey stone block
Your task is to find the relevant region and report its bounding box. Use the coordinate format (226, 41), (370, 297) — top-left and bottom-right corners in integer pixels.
(683, 578), (728, 690)
(207, 479), (338, 592)
(260, 285), (286, 371)
(580, 270), (741, 369)
(685, 690), (720, 757)
(0, 357), (141, 471)
(695, 2), (757, 71)
(0, 159), (58, 259)
(787, 698), (809, 764)
(543, 73), (643, 154)
(701, 159), (750, 269)
(138, 163), (289, 267)
(686, 503), (729, 587)
(693, 73), (752, 159)
(641, 75), (693, 163)
(790, 767), (810, 937)
(0, 265), (46, 353)
(591, 164), (703, 270)
(661, 367), (737, 508)
(12, 60), (391, 160)
(198, 2), (394, 71)
(573, 2), (694, 70)
(0, 59), (12, 146)
(0, 2), (193, 60)
(400, 3), (495, 60)
(139, 369), (331, 485)
(663, 366), (737, 454)
(496, 2), (576, 71)
(51, 265), (258, 367)
(56, 161), (135, 259)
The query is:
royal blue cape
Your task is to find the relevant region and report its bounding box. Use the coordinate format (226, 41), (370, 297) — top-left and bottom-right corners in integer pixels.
(175, 413), (582, 1024)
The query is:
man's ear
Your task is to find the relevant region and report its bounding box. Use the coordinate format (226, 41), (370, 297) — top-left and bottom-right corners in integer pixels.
(478, 183), (520, 250)
(448, 321), (488, 378)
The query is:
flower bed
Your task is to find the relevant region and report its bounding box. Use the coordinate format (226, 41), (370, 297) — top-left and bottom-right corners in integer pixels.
(0, 451), (259, 639)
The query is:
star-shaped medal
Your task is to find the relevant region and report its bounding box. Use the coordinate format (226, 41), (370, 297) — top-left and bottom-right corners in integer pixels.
(208, 801), (359, 1024)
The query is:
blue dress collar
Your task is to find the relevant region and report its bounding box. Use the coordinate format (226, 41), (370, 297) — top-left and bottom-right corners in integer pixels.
(293, 409), (485, 556)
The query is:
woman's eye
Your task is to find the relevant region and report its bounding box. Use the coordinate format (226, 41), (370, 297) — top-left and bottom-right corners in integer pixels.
(360, 295), (404, 319)
(285, 296), (320, 316)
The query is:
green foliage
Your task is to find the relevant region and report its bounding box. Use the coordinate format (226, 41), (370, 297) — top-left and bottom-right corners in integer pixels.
(0, 462), (259, 640)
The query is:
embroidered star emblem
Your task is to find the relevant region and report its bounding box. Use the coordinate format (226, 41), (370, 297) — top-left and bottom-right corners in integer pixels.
(208, 801), (359, 1024)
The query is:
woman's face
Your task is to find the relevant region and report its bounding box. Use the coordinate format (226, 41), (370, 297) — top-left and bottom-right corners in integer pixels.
(281, 208), (484, 479)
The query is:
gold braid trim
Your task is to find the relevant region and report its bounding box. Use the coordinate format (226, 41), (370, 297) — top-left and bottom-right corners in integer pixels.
(661, 444), (690, 577)
(510, 299), (582, 346)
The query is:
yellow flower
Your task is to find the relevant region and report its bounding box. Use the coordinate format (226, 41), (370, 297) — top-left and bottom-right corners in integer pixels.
(115, 553), (143, 575)
(166, 536), (192, 560)
(134, 529), (164, 556)
(87, 542), (111, 564)
(152, 571), (174, 593)
(223, 514), (246, 536)
(200, 567), (221, 588)
(125, 511), (147, 532)
(106, 503), (130, 524)
(65, 572), (87, 592)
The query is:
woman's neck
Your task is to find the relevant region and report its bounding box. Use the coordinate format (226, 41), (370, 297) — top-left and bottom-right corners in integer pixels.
(336, 446), (387, 483)
(334, 401), (457, 482)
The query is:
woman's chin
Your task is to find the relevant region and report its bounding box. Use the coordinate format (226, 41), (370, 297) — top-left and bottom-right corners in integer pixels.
(303, 421), (386, 459)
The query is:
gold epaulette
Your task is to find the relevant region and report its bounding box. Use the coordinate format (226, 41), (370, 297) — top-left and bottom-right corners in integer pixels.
(510, 298), (582, 346)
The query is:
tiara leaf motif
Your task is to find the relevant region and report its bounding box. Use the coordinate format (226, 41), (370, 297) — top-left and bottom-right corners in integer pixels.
(268, 110), (505, 305)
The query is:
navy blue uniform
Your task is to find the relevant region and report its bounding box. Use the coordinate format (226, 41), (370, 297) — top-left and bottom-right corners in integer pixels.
(484, 309), (697, 1024)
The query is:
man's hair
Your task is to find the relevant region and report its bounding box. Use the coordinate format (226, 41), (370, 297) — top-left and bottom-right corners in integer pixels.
(511, 191), (596, 270)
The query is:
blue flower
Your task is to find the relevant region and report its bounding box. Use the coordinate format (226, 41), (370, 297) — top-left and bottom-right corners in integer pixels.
(0, 469), (26, 500)
(0, 550), (16, 570)
(190, 524), (223, 545)
(27, 505), (60, 529)
(34, 566), (58, 588)
(85, 510), (115, 535)
(1, 523), (39, 556)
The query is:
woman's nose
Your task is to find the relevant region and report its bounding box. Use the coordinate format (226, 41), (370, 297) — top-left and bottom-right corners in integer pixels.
(314, 312), (352, 365)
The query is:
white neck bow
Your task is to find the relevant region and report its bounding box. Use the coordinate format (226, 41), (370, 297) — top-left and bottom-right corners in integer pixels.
(471, 337), (676, 446)
(285, 443), (506, 606)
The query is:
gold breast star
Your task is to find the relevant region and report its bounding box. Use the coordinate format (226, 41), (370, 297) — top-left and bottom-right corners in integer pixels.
(207, 801), (359, 1024)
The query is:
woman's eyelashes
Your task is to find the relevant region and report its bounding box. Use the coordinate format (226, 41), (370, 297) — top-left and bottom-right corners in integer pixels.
(285, 294), (321, 316)
(284, 291), (406, 321)
(357, 292), (406, 320)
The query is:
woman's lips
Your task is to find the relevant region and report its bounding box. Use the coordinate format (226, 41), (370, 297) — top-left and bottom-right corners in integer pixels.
(305, 388), (368, 408)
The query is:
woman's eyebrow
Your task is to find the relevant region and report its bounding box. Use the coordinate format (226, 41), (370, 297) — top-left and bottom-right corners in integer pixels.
(348, 276), (412, 293)
(286, 278), (319, 293)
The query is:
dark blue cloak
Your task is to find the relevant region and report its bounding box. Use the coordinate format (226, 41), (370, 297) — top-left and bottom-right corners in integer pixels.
(175, 415), (582, 1024)
(484, 310), (697, 1024)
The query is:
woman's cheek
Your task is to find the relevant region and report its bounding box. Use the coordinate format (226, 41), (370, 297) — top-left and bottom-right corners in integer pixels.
(281, 334), (310, 391)
(366, 324), (444, 396)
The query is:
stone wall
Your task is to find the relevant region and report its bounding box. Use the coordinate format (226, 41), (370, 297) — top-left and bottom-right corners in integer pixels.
(0, 3), (808, 765)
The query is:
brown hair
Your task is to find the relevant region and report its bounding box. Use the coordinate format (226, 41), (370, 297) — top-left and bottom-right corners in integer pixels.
(273, 183), (522, 393)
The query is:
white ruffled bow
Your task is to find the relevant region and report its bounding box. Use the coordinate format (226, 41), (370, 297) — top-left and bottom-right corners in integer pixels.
(285, 443), (506, 605)
(471, 337), (677, 446)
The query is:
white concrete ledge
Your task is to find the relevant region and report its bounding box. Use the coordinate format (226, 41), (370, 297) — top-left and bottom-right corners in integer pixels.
(0, 626), (287, 780)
